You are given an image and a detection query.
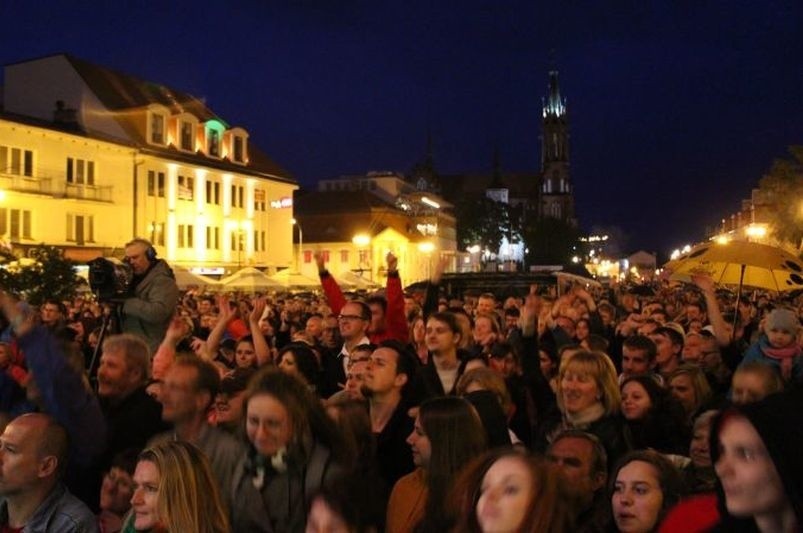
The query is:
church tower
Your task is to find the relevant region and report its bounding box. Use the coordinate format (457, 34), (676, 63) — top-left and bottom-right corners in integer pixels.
(539, 71), (576, 224)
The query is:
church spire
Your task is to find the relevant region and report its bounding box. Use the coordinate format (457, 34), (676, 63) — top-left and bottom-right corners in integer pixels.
(542, 70), (566, 118)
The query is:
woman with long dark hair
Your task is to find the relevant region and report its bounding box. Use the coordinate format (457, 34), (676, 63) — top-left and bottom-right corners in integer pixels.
(386, 396), (487, 533)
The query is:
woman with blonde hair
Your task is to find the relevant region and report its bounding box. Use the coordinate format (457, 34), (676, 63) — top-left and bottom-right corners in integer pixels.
(539, 350), (630, 466)
(123, 440), (230, 533)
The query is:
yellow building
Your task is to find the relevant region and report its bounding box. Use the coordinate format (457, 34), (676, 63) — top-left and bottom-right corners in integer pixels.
(0, 54), (296, 273)
(294, 173), (457, 284)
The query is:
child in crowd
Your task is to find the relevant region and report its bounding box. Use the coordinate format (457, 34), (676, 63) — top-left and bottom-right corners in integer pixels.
(741, 308), (802, 382)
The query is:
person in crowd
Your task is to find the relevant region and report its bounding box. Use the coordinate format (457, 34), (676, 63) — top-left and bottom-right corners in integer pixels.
(148, 355), (244, 494)
(361, 340), (418, 490)
(123, 440), (229, 533)
(450, 448), (573, 532)
(327, 343), (372, 403)
(546, 430), (610, 532)
(0, 413), (97, 532)
(98, 450), (137, 533)
(610, 450), (684, 533)
(306, 474), (384, 533)
(315, 251), (408, 345)
(471, 312), (501, 357)
(619, 335), (661, 385)
(680, 409), (719, 494)
(277, 342), (321, 391)
(39, 298), (67, 334)
(540, 350), (630, 467)
(649, 326), (684, 381)
(321, 300), (372, 398)
(214, 367), (255, 434)
(386, 396), (487, 533)
(120, 238), (179, 354)
(668, 364), (714, 422)
(421, 312), (468, 397)
(741, 307), (802, 382)
(730, 361), (784, 405)
(709, 389), (803, 532)
(408, 316), (428, 365)
(230, 368), (349, 532)
(620, 375), (690, 454)
(97, 334), (168, 480)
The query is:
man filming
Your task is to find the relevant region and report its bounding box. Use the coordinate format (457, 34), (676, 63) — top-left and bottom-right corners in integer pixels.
(121, 238), (178, 354)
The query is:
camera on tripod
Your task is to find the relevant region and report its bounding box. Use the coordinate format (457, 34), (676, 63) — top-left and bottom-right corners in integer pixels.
(87, 257), (133, 302)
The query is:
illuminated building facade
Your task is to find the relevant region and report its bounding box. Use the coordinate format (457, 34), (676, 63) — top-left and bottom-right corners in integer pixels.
(294, 172), (457, 283)
(0, 54), (296, 273)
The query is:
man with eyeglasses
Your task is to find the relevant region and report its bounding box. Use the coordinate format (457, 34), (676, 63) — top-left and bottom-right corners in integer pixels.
(315, 251), (408, 344)
(320, 300), (371, 397)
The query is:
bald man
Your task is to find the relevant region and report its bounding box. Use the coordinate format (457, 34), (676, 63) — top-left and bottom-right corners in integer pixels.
(0, 414), (97, 532)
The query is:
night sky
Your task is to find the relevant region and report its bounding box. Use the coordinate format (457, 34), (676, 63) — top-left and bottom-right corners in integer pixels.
(1, 1), (801, 256)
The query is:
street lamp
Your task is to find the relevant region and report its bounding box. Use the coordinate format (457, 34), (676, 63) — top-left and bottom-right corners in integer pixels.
(352, 233), (371, 280)
(291, 218), (303, 274)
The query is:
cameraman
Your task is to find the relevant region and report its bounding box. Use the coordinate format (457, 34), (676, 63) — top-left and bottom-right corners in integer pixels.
(121, 238), (179, 354)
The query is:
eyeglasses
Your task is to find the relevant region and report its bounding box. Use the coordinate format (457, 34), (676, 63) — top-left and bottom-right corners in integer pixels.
(338, 314), (365, 322)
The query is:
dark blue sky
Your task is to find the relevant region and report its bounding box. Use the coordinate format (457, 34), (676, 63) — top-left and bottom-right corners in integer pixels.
(1, 1), (801, 255)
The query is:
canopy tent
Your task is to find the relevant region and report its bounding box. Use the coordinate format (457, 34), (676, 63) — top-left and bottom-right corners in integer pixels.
(269, 269), (321, 290)
(219, 267), (283, 292)
(171, 265), (220, 290)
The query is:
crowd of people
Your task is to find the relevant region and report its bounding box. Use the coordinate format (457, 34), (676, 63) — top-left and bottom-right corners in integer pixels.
(0, 237), (802, 532)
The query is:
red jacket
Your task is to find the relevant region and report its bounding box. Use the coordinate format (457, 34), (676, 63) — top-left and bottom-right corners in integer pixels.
(320, 270), (409, 344)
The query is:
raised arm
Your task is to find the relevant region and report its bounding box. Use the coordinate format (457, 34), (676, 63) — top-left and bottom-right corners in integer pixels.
(384, 252), (409, 342)
(248, 297), (273, 366)
(205, 295), (236, 360)
(692, 274), (731, 346)
(316, 251), (346, 316)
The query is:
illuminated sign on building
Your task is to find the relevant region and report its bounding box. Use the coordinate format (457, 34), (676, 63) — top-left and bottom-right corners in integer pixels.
(270, 197), (293, 209)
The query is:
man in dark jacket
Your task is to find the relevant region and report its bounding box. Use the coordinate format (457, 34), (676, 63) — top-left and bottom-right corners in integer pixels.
(121, 238), (179, 354)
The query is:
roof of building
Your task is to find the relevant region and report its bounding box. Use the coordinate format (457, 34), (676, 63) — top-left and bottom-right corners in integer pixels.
(65, 54), (220, 121)
(5, 53), (294, 184)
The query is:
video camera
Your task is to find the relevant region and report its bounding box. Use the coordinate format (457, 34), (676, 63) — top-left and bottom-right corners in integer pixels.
(87, 257), (133, 302)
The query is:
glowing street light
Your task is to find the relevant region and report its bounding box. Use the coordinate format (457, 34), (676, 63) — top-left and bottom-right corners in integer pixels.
(421, 196), (440, 209)
(418, 241), (435, 253)
(291, 218), (303, 273)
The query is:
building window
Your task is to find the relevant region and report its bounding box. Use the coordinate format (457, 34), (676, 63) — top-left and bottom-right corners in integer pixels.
(147, 171), (165, 197)
(303, 250), (312, 264)
(150, 222), (165, 246)
(180, 122), (194, 151)
(231, 185), (237, 208)
(205, 226), (221, 250)
(178, 175), (194, 200)
(0, 146), (33, 177)
(238, 186), (244, 208)
(359, 250), (369, 264)
(254, 190), (266, 211)
(67, 158), (95, 186)
(5, 209), (32, 240)
(233, 136), (244, 162)
(208, 130), (220, 157)
(260, 231), (266, 252)
(205, 180), (220, 204)
(151, 114), (165, 144)
(66, 214), (94, 244)
(178, 224), (185, 248)
(340, 250), (349, 263)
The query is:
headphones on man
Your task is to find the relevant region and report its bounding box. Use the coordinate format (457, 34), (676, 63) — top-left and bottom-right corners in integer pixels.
(126, 238), (158, 263)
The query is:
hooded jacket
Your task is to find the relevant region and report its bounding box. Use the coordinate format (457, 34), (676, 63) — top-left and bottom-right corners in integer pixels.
(709, 388), (803, 532)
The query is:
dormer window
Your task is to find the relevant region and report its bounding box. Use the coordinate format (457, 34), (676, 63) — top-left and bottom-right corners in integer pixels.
(180, 121), (194, 151)
(233, 136), (244, 163)
(151, 113), (165, 145)
(209, 130), (220, 157)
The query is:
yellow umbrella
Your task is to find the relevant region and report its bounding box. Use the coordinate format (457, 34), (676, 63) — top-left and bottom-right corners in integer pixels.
(665, 240), (803, 292)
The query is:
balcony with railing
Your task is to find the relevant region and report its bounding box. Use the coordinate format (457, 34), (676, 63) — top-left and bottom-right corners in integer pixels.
(0, 170), (113, 202)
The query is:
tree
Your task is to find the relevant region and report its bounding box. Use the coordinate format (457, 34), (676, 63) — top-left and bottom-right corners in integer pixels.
(456, 196), (518, 254)
(0, 245), (81, 305)
(758, 145), (803, 251)
(523, 217), (582, 265)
